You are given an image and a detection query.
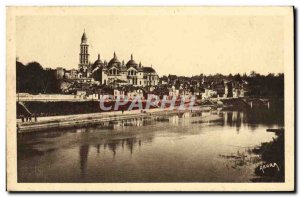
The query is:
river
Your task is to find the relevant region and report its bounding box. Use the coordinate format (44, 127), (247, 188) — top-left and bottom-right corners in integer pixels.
(17, 109), (284, 182)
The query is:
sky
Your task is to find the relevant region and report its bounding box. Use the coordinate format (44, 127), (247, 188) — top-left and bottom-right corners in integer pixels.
(16, 10), (284, 76)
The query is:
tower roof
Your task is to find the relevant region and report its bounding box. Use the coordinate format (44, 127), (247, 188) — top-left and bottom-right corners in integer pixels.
(81, 30), (87, 43)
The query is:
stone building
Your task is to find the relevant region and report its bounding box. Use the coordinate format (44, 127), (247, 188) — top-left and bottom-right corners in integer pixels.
(91, 52), (159, 87)
(56, 31), (159, 87)
(74, 29), (160, 87)
(55, 67), (64, 79)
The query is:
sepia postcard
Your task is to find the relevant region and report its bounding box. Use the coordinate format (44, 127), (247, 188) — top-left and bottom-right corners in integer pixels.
(6, 6), (294, 192)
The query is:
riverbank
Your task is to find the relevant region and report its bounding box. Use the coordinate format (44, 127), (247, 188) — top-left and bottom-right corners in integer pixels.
(251, 130), (284, 182)
(17, 97), (282, 119)
(16, 97), (283, 133)
(17, 107), (216, 133)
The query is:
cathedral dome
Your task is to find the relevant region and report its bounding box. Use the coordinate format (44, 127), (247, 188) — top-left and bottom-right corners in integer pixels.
(108, 52), (121, 67)
(126, 54), (138, 68)
(92, 54), (103, 70)
(94, 59), (102, 65)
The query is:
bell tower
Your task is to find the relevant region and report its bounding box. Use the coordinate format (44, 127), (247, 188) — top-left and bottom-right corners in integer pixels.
(79, 29), (90, 75)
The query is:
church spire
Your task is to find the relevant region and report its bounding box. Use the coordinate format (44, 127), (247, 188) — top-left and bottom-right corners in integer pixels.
(98, 53), (100, 60)
(114, 51), (117, 59)
(81, 29), (87, 43)
(131, 54), (133, 60)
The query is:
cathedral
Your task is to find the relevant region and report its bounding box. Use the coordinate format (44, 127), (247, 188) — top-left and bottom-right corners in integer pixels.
(77, 31), (159, 87)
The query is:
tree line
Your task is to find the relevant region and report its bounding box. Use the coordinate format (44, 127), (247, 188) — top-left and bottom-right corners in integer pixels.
(16, 60), (284, 98)
(172, 71), (284, 98)
(16, 61), (60, 94)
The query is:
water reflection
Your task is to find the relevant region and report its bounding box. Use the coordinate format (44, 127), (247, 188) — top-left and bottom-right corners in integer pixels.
(79, 145), (89, 177)
(77, 135), (154, 177)
(220, 108), (283, 132)
(18, 108), (284, 183)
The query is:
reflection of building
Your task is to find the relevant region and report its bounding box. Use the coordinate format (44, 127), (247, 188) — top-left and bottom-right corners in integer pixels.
(222, 111), (243, 130)
(93, 135), (153, 157)
(79, 145), (89, 176)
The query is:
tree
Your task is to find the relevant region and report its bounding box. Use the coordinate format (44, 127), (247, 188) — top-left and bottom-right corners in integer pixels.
(234, 73), (242, 82)
(16, 61), (60, 94)
(250, 71), (258, 77)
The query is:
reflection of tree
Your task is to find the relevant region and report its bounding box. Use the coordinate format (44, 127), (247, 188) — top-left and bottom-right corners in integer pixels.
(108, 141), (118, 157)
(221, 102), (284, 131)
(236, 112), (241, 132)
(244, 104), (284, 127)
(97, 144), (100, 154)
(122, 139), (125, 150)
(93, 136), (154, 158)
(227, 112), (233, 126)
(79, 145), (89, 177)
(126, 138), (136, 155)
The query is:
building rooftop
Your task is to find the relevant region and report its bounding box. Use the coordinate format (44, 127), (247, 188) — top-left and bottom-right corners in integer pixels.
(108, 52), (121, 67)
(126, 54), (138, 68)
(81, 31), (87, 43)
(143, 67), (156, 73)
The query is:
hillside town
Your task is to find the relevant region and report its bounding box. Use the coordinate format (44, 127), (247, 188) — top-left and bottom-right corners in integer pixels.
(16, 31), (284, 102)
(41, 31), (248, 101)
